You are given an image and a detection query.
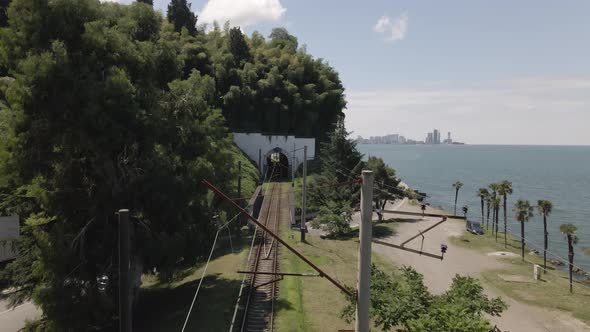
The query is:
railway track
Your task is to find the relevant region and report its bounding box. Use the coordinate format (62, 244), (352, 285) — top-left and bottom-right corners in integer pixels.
(240, 183), (282, 332)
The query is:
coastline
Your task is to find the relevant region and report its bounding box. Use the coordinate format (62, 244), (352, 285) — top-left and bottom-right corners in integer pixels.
(373, 197), (590, 331)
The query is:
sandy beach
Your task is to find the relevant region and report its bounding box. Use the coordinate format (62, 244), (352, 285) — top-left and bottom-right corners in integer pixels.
(370, 199), (590, 332)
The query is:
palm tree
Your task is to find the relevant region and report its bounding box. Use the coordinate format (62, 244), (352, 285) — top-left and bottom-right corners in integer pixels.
(462, 205), (469, 219)
(560, 223), (578, 294)
(537, 200), (553, 274)
(452, 181), (464, 215)
(492, 197), (501, 242)
(498, 181), (513, 248)
(477, 188), (489, 226)
(488, 183), (500, 235)
(514, 200), (534, 261)
(485, 196), (492, 231)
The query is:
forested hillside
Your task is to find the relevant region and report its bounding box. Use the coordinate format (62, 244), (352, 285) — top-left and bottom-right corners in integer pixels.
(0, 0), (345, 330)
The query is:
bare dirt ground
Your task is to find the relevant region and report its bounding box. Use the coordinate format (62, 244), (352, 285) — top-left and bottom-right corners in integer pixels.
(369, 201), (590, 332)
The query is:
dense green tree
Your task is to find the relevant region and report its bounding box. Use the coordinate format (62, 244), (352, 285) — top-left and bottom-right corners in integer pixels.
(310, 200), (352, 236)
(218, 27), (345, 139)
(306, 121), (363, 234)
(342, 265), (507, 332)
(269, 27), (298, 53)
(514, 200), (534, 261)
(167, 0), (197, 34)
(0, 1), (234, 329)
(537, 200), (553, 273)
(317, 120), (363, 182)
(498, 180), (513, 248)
(559, 223), (578, 293)
(307, 120), (362, 212)
(365, 156), (404, 222)
(137, 0), (153, 5)
(452, 181), (463, 215)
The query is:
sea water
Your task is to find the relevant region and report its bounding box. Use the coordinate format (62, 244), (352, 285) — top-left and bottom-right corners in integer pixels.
(358, 144), (590, 271)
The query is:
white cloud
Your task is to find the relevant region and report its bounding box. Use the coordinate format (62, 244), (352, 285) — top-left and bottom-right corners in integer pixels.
(199, 0), (286, 28)
(345, 78), (590, 145)
(373, 13), (408, 43)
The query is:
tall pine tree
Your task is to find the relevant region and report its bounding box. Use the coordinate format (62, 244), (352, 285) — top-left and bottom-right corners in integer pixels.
(229, 27), (251, 65)
(167, 0), (197, 34)
(0, 0), (9, 28)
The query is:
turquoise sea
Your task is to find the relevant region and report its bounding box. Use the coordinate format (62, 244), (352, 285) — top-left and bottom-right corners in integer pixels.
(358, 144), (590, 271)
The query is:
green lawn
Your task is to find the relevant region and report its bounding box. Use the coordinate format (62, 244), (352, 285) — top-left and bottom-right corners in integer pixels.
(275, 185), (399, 332)
(451, 228), (590, 324)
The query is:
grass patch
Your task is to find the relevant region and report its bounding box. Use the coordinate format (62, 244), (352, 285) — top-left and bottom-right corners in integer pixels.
(482, 262), (590, 324)
(275, 182), (398, 331)
(451, 226), (590, 324)
(450, 225), (563, 271)
(135, 234), (252, 331)
(229, 143), (260, 199)
(449, 226), (526, 256)
(292, 175), (317, 210)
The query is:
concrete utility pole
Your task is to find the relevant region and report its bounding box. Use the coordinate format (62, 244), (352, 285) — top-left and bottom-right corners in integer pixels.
(300, 145), (307, 242)
(357, 170), (373, 332)
(118, 209), (132, 332)
(237, 161), (242, 198)
(258, 149), (262, 179)
(237, 161), (243, 224)
(292, 143), (296, 186)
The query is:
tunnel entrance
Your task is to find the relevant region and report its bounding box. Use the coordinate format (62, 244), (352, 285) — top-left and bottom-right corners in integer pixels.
(266, 149), (289, 180)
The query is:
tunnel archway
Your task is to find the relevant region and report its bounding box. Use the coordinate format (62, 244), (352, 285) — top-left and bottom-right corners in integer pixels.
(265, 148), (289, 180)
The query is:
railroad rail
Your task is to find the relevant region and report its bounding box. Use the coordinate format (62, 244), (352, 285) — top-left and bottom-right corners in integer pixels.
(240, 183), (282, 332)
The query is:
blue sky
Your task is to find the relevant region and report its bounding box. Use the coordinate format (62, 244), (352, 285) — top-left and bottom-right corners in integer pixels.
(145, 0), (590, 145)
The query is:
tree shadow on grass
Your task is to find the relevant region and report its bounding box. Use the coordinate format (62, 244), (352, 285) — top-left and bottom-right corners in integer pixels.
(372, 225), (396, 239)
(327, 223), (396, 241)
(390, 217), (421, 223)
(135, 273), (242, 332)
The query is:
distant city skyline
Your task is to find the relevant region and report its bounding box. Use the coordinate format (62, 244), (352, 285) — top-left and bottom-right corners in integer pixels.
(357, 129), (463, 145)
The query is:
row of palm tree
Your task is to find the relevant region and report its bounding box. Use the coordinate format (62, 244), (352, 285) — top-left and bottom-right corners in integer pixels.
(454, 180), (580, 293)
(512, 199), (579, 293)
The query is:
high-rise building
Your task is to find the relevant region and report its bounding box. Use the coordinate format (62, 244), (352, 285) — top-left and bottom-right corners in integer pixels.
(444, 132), (452, 144)
(433, 129), (440, 144)
(426, 133), (433, 144)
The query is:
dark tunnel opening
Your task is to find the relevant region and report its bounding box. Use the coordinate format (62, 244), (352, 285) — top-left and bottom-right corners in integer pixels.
(265, 150), (289, 180)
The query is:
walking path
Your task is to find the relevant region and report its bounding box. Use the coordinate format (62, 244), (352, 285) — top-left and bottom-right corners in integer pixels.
(0, 299), (40, 331)
(370, 200), (590, 332)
